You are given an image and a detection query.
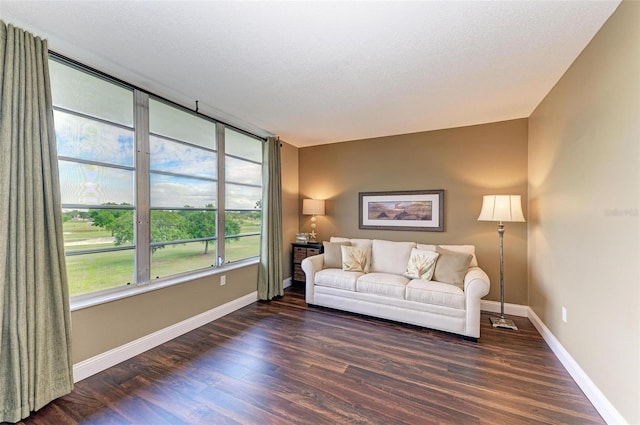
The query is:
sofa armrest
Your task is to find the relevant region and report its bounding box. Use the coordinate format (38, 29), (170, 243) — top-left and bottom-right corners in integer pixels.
(464, 267), (490, 298)
(463, 266), (490, 338)
(301, 254), (325, 304)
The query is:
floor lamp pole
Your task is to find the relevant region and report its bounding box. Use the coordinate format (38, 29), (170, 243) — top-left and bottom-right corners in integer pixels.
(490, 222), (518, 330)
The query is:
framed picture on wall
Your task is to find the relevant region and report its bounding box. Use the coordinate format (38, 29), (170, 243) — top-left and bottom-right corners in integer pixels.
(359, 190), (444, 232)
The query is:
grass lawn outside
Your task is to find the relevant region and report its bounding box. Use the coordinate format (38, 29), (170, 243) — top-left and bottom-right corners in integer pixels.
(63, 220), (111, 241)
(64, 220), (260, 296)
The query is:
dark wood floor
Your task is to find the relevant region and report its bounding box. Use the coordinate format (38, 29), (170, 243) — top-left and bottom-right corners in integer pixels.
(17, 286), (603, 425)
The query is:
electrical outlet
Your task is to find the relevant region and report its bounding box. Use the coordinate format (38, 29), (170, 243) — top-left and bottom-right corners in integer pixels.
(220, 275), (226, 286)
(562, 307), (567, 323)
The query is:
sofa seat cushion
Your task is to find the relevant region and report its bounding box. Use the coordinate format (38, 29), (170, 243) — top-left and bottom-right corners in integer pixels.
(356, 273), (409, 299)
(315, 269), (362, 291)
(405, 280), (465, 309)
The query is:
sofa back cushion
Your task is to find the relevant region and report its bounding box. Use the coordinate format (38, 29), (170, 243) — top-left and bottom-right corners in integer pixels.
(330, 237), (372, 250)
(404, 248), (440, 281)
(341, 245), (369, 272)
(433, 246), (473, 289)
(416, 244), (478, 268)
(330, 237), (373, 267)
(323, 241), (351, 268)
(370, 239), (416, 275)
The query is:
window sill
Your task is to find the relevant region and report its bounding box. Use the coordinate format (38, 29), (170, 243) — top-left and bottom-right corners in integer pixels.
(70, 257), (259, 312)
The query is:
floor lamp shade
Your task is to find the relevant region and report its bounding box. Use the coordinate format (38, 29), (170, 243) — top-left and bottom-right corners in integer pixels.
(478, 195), (525, 223)
(478, 194), (525, 330)
(302, 199), (325, 242)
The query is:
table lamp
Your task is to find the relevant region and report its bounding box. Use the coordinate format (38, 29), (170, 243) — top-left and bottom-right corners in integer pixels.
(302, 199), (325, 243)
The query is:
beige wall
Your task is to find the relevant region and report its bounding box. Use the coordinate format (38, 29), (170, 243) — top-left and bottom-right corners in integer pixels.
(299, 119), (528, 304)
(280, 140), (300, 279)
(71, 265), (257, 363)
(528, 1), (639, 423)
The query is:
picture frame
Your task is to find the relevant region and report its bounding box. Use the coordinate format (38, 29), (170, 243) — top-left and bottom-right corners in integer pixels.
(359, 190), (444, 232)
(295, 232), (310, 244)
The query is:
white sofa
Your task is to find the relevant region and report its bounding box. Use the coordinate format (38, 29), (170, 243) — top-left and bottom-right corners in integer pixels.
(301, 237), (490, 340)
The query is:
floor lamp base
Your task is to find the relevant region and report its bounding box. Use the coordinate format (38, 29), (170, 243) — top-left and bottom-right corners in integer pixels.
(490, 316), (518, 330)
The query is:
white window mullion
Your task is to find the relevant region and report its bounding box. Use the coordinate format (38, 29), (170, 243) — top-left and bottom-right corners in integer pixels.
(216, 122), (226, 265)
(134, 90), (151, 284)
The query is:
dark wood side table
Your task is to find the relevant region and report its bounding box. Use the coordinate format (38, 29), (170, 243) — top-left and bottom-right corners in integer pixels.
(291, 242), (323, 285)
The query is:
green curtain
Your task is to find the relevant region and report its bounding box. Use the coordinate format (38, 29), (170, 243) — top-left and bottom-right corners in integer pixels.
(0, 21), (74, 422)
(257, 136), (284, 300)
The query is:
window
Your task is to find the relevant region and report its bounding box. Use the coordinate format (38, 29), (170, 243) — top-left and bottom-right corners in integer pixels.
(149, 99), (218, 278)
(49, 57), (263, 298)
(50, 60), (136, 296)
(224, 129), (263, 262)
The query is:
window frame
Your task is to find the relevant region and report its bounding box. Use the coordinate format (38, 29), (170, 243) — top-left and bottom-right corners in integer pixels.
(49, 54), (265, 308)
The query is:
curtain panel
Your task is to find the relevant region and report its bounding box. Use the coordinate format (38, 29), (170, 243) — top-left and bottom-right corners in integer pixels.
(257, 136), (284, 300)
(0, 21), (74, 422)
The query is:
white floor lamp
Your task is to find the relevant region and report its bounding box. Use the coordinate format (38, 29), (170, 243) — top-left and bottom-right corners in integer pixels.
(478, 195), (525, 330)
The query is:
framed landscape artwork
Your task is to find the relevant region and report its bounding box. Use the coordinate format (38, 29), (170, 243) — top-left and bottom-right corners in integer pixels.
(359, 190), (444, 232)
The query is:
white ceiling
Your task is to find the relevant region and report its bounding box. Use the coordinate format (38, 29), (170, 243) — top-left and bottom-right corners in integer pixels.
(1, 1), (620, 147)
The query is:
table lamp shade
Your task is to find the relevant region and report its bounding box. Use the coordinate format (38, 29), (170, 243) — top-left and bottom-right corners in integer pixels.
(478, 195), (525, 223)
(303, 199), (325, 216)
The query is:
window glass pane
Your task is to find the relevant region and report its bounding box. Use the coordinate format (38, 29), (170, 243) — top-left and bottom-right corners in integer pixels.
(59, 160), (134, 205)
(63, 208), (134, 251)
(54, 110), (134, 167)
(150, 210), (187, 243)
(151, 174), (216, 208)
(179, 209), (218, 239)
(225, 211), (261, 236)
(225, 156), (261, 185)
(52, 57), (136, 298)
(150, 135), (216, 179)
(150, 209), (216, 243)
(150, 241), (216, 279)
(225, 235), (260, 263)
(225, 128), (262, 162)
(149, 99), (216, 150)
(224, 128), (262, 263)
(49, 59), (133, 127)
(225, 183), (262, 210)
(66, 249), (135, 296)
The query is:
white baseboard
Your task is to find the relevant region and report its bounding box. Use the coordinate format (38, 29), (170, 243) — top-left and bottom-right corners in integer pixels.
(481, 300), (529, 317)
(73, 291), (258, 382)
(526, 308), (627, 425)
(283, 277), (292, 289)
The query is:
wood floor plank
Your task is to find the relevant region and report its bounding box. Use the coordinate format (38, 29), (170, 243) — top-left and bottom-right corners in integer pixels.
(15, 285), (604, 425)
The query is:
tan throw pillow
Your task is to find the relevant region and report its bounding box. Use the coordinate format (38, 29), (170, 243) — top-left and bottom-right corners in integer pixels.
(323, 241), (351, 268)
(341, 245), (368, 272)
(405, 248), (440, 281)
(433, 246), (472, 289)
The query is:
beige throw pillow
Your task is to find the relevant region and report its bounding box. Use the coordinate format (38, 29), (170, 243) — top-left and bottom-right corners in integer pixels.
(433, 246), (472, 289)
(341, 245), (368, 272)
(323, 241), (351, 268)
(404, 248), (440, 281)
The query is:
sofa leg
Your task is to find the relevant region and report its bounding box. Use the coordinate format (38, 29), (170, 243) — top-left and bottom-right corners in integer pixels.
(463, 336), (478, 343)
